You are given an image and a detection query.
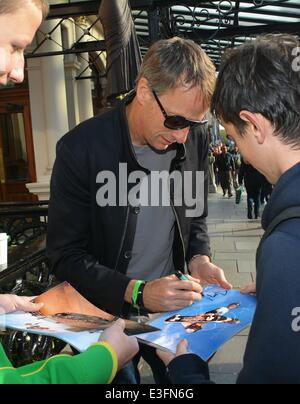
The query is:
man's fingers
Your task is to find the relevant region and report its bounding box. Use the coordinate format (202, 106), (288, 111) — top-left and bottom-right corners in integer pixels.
(174, 290), (202, 304)
(173, 279), (202, 294)
(240, 283), (256, 295)
(156, 349), (175, 366)
(25, 302), (44, 312)
(186, 275), (201, 284)
(212, 267), (232, 290)
(114, 318), (126, 331)
(157, 340), (189, 366)
(176, 339), (189, 356)
(128, 337), (139, 357)
(172, 295), (202, 310)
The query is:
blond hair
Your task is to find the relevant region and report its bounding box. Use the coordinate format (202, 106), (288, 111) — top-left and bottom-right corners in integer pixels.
(0, 0), (49, 19)
(137, 37), (216, 107)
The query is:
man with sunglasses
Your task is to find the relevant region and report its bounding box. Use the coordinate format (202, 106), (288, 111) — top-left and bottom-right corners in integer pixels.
(47, 37), (231, 383)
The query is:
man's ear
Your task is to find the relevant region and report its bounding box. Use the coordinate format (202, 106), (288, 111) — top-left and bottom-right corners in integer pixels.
(239, 110), (270, 145)
(136, 78), (152, 106)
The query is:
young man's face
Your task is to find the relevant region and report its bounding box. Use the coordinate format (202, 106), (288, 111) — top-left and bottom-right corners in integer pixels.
(0, 2), (43, 85)
(143, 85), (208, 151)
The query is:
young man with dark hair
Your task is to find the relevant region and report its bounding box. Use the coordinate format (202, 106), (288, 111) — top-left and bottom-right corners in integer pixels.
(158, 34), (300, 384)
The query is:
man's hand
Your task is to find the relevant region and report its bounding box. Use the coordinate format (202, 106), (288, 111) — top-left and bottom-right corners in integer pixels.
(189, 256), (232, 290)
(142, 275), (202, 313)
(157, 340), (189, 367)
(99, 319), (139, 370)
(0, 295), (44, 314)
(240, 283), (256, 295)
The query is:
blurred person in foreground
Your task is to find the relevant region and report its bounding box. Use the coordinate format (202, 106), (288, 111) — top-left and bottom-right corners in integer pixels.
(0, 0), (139, 384)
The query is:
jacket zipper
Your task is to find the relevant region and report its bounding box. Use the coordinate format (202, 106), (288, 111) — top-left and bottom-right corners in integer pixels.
(170, 146), (186, 270)
(114, 206), (130, 271)
(171, 198), (186, 270)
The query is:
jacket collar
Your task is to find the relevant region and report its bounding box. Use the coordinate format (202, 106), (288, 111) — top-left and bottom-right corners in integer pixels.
(262, 161), (300, 230)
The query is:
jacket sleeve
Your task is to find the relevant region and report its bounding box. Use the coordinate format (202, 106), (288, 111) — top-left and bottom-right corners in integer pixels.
(237, 229), (300, 384)
(0, 342), (118, 384)
(187, 129), (211, 261)
(47, 138), (131, 316)
(167, 354), (213, 384)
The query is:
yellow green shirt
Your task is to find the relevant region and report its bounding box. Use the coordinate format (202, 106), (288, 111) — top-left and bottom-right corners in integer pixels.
(0, 342), (118, 384)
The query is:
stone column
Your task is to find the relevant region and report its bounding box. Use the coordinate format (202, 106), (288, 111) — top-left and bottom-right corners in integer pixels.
(74, 17), (94, 123)
(63, 19), (81, 130)
(26, 19), (69, 199)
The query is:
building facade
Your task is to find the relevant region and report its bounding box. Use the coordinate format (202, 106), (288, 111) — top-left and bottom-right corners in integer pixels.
(0, 4), (106, 202)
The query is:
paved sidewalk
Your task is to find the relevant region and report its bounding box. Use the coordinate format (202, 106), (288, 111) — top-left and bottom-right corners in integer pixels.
(140, 191), (264, 384)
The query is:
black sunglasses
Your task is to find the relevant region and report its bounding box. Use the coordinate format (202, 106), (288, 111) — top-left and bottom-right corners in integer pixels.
(152, 90), (208, 130)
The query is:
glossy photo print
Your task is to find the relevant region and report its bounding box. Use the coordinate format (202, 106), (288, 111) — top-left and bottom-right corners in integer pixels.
(137, 286), (257, 360)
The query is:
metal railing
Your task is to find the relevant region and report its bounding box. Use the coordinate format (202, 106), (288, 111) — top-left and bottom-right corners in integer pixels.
(0, 201), (64, 367)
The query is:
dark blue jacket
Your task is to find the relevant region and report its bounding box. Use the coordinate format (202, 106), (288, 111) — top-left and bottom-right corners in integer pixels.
(238, 161), (300, 384)
(168, 162), (300, 385)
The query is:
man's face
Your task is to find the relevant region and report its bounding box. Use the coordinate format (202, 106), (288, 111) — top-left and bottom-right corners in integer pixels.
(0, 2), (43, 85)
(144, 85), (207, 151)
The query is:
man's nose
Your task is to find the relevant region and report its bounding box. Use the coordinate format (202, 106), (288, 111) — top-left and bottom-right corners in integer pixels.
(171, 127), (190, 144)
(9, 68), (24, 84)
(8, 53), (25, 84)
(0, 48), (11, 85)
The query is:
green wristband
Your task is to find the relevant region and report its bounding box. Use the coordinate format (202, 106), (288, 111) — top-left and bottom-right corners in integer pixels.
(132, 280), (144, 308)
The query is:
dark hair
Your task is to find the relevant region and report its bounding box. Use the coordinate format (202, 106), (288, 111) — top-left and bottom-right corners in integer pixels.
(212, 34), (300, 149)
(137, 37), (216, 107)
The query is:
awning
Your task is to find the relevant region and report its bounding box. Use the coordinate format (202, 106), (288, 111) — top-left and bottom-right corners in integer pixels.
(99, 0), (142, 102)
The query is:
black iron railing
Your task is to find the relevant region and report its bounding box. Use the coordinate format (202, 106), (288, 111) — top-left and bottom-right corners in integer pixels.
(0, 201), (48, 246)
(0, 201), (65, 367)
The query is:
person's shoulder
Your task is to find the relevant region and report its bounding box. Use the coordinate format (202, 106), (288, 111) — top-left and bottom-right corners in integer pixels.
(262, 221), (300, 250)
(188, 125), (209, 145)
(259, 221), (300, 273)
(269, 218), (300, 243)
(65, 109), (116, 139)
(256, 223), (300, 329)
(185, 126), (209, 163)
(57, 108), (121, 155)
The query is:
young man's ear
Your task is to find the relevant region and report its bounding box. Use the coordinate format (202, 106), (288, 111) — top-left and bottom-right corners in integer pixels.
(136, 78), (152, 106)
(239, 110), (270, 145)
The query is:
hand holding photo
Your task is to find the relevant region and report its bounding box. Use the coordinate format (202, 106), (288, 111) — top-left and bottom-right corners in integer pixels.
(138, 285), (256, 360)
(0, 283), (159, 352)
